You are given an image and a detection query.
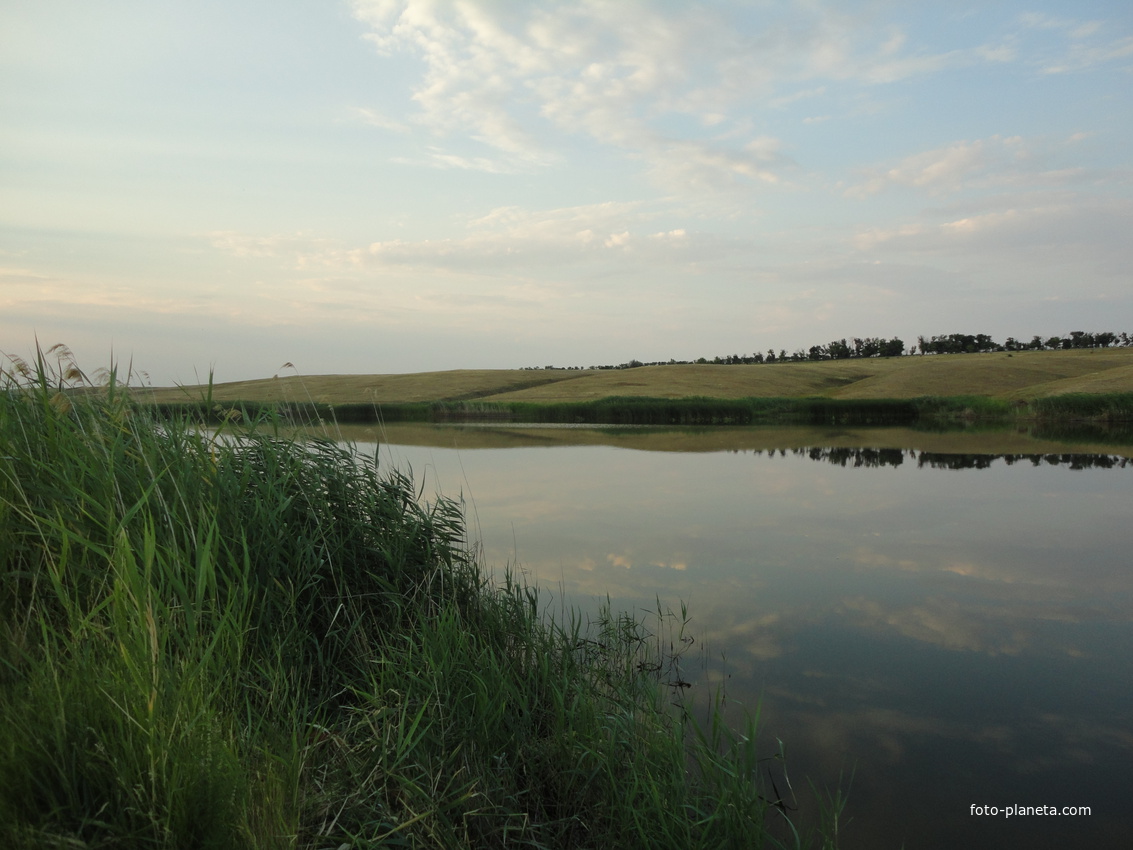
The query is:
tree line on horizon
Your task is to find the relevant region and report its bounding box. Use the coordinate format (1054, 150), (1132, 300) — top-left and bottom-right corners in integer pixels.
(524, 330), (1133, 371)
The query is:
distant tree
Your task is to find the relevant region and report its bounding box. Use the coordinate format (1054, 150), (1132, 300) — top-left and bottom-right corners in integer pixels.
(879, 336), (905, 357)
(859, 337), (881, 358)
(923, 333), (995, 354)
(828, 339), (852, 359)
(765, 349), (776, 363)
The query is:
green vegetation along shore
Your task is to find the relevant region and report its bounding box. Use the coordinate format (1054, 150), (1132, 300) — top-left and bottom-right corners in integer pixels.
(135, 349), (1133, 432)
(0, 358), (842, 848)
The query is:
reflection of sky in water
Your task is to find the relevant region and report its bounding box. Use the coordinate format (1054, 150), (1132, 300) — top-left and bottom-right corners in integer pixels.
(361, 433), (1132, 850)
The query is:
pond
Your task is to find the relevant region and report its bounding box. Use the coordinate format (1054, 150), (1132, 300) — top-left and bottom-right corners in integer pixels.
(328, 423), (1132, 849)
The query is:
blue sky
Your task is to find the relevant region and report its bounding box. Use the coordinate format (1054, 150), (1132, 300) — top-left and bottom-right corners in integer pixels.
(2, 0), (1131, 384)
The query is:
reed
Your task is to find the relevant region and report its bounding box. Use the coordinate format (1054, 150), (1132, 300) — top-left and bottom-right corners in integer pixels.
(138, 392), (1133, 431)
(0, 348), (841, 848)
(1027, 392), (1133, 420)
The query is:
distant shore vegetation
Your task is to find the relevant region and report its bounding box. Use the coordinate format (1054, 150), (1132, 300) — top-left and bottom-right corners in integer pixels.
(10, 339), (1133, 436)
(522, 330), (1133, 371)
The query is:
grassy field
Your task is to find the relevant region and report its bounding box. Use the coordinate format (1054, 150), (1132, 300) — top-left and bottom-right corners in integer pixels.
(0, 359), (841, 849)
(137, 348), (1133, 406)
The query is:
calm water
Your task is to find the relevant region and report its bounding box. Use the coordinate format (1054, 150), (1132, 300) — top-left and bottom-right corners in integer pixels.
(336, 424), (1132, 849)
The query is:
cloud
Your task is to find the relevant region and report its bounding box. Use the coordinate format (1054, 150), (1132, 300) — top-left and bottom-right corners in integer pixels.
(1042, 34), (1133, 74)
(346, 1), (1018, 195)
(855, 42), (1015, 84)
(353, 200), (695, 273)
(1019, 12), (1100, 36)
(851, 138), (999, 196)
(391, 148), (524, 173)
(208, 231), (353, 268)
(851, 194), (1133, 260)
(846, 134), (1117, 198)
(350, 106), (409, 133)
(841, 596), (1029, 655)
(1018, 11), (1133, 74)
(201, 202), (727, 331)
(0, 266), (56, 287)
(769, 85), (828, 109)
(607, 553), (632, 570)
(203, 216), (784, 357)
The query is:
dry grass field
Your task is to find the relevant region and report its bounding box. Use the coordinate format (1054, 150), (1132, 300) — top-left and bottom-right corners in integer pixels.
(138, 348), (1133, 406)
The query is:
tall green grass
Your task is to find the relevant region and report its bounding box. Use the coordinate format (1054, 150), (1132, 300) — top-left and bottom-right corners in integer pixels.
(1027, 392), (1133, 420)
(140, 393), (1133, 430)
(0, 348), (842, 848)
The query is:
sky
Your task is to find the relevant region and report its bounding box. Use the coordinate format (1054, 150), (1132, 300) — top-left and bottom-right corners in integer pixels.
(2, 0), (1131, 385)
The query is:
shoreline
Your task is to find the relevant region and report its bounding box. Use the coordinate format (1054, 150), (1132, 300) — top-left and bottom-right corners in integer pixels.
(138, 392), (1133, 438)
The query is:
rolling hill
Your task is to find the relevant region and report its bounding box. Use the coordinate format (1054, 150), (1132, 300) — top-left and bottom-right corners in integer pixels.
(137, 348), (1133, 406)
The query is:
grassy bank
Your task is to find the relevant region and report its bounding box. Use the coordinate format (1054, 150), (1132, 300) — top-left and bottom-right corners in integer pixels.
(141, 395), (929, 427)
(144, 392), (1133, 431)
(0, 358), (839, 848)
(135, 349), (1133, 407)
(1026, 391), (1133, 421)
(127, 349), (1133, 431)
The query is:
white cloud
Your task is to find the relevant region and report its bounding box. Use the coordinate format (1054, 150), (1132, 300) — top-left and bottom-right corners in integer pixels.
(357, 201), (687, 272)
(769, 85), (828, 108)
(849, 195), (1133, 283)
(391, 148), (526, 173)
(209, 232), (351, 267)
(346, 1), (1019, 195)
(350, 106), (409, 133)
(208, 201), (709, 280)
(851, 223), (927, 252)
(1019, 12), (1096, 35)
(1018, 11), (1133, 73)
(1042, 35), (1133, 74)
(0, 266), (54, 286)
(846, 134), (1114, 198)
(849, 139), (997, 197)
(869, 45), (1014, 83)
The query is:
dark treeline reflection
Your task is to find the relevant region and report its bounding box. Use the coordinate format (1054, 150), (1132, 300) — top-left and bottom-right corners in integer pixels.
(736, 446), (1132, 470)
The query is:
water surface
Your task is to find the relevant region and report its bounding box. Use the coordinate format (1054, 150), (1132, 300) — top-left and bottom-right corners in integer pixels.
(330, 423), (1132, 849)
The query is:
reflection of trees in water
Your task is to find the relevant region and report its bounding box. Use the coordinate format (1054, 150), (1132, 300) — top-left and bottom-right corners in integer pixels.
(747, 447), (1131, 469)
(804, 446), (906, 467)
